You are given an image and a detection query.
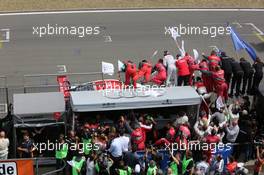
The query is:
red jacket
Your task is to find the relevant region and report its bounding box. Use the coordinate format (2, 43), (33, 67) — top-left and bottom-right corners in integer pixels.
(212, 69), (225, 87)
(199, 61), (209, 71)
(155, 63), (166, 73)
(208, 55), (221, 66)
(139, 62), (152, 73)
(176, 59), (190, 76)
(125, 62), (137, 75)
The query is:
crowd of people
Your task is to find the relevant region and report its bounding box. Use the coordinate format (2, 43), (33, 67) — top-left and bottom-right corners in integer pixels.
(0, 49), (264, 175)
(50, 50), (263, 175)
(123, 50), (263, 99)
(52, 100), (264, 175)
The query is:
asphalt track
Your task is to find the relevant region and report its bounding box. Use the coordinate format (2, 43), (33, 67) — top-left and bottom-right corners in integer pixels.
(0, 9), (263, 97)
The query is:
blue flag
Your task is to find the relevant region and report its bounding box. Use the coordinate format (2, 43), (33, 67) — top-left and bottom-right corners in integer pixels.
(243, 40), (258, 61)
(230, 26), (257, 61)
(230, 27), (246, 51)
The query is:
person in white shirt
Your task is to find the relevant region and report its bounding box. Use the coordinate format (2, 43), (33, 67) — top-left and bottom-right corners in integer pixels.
(119, 134), (130, 152)
(163, 50), (177, 86)
(225, 119), (240, 143)
(86, 152), (96, 175)
(174, 111), (189, 127)
(0, 131), (9, 159)
(196, 155), (210, 175)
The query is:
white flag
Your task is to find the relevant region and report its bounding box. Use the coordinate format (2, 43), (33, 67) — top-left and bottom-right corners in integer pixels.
(170, 27), (180, 41)
(102, 61), (114, 75)
(179, 40), (185, 56)
(151, 50), (158, 58)
(193, 49), (199, 61)
(216, 96), (225, 110)
(118, 60), (125, 72)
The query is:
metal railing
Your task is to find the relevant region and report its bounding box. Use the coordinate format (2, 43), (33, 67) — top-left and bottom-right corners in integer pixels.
(23, 72), (106, 93)
(42, 159), (66, 175)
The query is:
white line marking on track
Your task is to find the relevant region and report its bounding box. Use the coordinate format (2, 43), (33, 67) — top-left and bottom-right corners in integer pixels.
(57, 65), (67, 73)
(0, 9), (263, 16)
(0, 29), (10, 42)
(244, 23), (264, 35)
(104, 35), (112, 42)
(232, 22), (242, 28)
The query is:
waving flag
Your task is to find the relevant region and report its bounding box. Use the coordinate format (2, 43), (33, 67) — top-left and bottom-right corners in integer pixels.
(180, 40), (185, 56)
(170, 27), (180, 41)
(230, 26), (257, 61)
(118, 60), (125, 72)
(102, 61), (114, 75)
(193, 49), (199, 61)
(243, 41), (258, 61)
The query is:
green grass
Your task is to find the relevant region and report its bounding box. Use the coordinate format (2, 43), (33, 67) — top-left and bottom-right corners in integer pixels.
(0, 0), (263, 12)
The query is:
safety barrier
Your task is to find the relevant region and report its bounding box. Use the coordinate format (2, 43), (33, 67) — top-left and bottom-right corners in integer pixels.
(0, 157), (65, 175)
(22, 72), (110, 93)
(0, 71), (122, 103)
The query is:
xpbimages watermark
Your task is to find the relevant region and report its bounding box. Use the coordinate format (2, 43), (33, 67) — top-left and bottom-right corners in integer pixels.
(165, 24), (231, 38)
(33, 141), (100, 153)
(97, 82), (167, 98)
(32, 24), (100, 38)
(165, 140), (232, 154)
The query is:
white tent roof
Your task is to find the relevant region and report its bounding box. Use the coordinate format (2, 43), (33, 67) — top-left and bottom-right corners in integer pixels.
(14, 92), (65, 116)
(70, 86), (201, 112)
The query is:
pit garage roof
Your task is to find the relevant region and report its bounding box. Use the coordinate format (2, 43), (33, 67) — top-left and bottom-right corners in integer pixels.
(70, 86), (201, 112)
(14, 92), (65, 116)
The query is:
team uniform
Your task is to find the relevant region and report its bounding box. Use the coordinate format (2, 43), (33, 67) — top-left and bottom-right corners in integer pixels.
(137, 60), (152, 84)
(152, 62), (167, 85)
(185, 55), (200, 86)
(176, 58), (191, 86)
(124, 61), (138, 88)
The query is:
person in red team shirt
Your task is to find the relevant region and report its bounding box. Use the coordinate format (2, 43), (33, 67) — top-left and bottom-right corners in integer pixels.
(203, 129), (220, 163)
(203, 50), (221, 71)
(152, 59), (167, 85)
(254, 146), (264, 175)
(201, 65), (228, 102)
(184, 53), (200, 86)
(131, 116), (153, 150)
(124, 60), (138, 88)
(212, 66), (228, 102)
(199, 59), (213, 92)
(137, 59), (152, 84)
(176, 55), (191, 86)
(226, 156), (238, 175)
